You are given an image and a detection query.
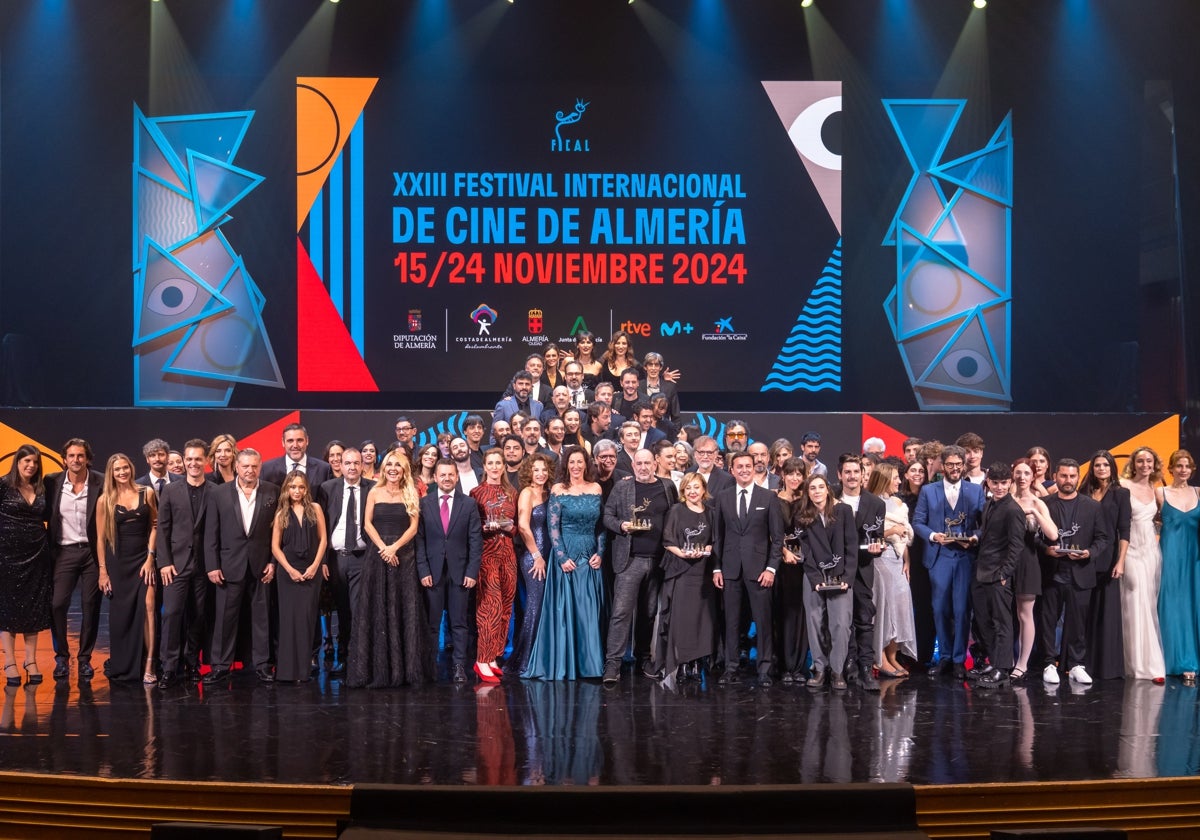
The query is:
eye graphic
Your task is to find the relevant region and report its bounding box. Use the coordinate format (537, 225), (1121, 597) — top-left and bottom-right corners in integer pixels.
(146, 278), (198, 316)
(788, 95), (842, 171)
(942, 348), (994, 386)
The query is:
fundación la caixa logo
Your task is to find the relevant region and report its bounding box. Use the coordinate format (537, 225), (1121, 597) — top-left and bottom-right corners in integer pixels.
(552, 98), (590, 153)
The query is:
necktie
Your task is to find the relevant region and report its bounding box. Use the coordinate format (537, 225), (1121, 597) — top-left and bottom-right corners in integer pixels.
(739, 489), (749, 520)
(441, 494), (451, 532)
(344, 486), (357, 551)
(155, 478), (165, 495)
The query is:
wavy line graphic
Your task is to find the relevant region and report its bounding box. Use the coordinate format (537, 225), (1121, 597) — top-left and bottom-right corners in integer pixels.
(760, 238), (843, 393)
(414, 411), (468, 448)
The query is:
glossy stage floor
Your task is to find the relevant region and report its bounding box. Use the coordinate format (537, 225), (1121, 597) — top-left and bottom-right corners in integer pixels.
(3, 605), (1200, 839)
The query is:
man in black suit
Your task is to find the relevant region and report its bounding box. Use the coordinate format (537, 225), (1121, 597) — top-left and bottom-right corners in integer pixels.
(837, 453), (885, 691)
(136, 438), (181, 495)
(601, 448), (678, 684)
(43, 438), (103, 681)
(712, 451), (785, 686)
(320, 446), (374, 677)
(259, 423), (333, 499)
(968, 462), (1027, 687)
(1037, 458), (1110, 687)
(155, 438), (212, 688)
(203, 448), (280, 683)
(561, 360), (594, 410)
(416, 459), (482, 683)
(693, 436), (734, 497)
(748, 441), (780, 491)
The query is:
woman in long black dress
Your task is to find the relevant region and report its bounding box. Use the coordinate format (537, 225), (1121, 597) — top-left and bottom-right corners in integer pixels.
(0, 444), (52, 687)
(95, 453), (158, 683)
(349, 451), (433, 687)
(1081, 450), (1131, 681)
(657, 472), (718, 687)
(774, 457), (809, 683)
(270, 472), (328, 683)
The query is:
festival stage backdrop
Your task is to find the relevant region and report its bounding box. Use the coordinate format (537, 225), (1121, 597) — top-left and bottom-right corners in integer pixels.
(2, 0), (1194, 416)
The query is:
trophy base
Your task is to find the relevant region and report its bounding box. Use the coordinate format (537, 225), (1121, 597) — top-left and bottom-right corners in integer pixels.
(815, 580), (849, 594)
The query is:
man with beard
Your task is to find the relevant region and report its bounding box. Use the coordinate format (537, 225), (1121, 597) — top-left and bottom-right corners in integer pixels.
(493, 370), (543, 424)
(543, 417), (567, 462)
(448, 437), (481, 494)
(500, 434), (526, 486)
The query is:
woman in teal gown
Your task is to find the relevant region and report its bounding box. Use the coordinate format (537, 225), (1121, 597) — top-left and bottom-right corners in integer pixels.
(1157, 449), (1200, 682)
(522, 447), (608, 681)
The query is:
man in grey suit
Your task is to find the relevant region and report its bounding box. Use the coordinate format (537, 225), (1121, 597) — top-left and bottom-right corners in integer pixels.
(203, 448), (279, 684)
(155, 438), (212, 688)
(601, 449), (678, 684)
(43, 438), (103, 681)
(712, 452), (785, 686)
(416, 460), (482, 684)
(320, 446), (373, 677)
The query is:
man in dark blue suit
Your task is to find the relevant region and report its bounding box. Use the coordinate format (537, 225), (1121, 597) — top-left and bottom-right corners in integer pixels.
(320, 446), (374, 677)
(913, 445), (984, 679)
(260, 423), (333, 501)
(416, 459), (482, 684)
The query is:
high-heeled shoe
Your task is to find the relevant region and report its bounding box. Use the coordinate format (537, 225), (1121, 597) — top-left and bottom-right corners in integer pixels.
(23, 661), (42, 685)
(4, 664), (19, 687)
(473, 662), (500, 684)
(143, 657), (157, 685)
(489, 661), (504, 677)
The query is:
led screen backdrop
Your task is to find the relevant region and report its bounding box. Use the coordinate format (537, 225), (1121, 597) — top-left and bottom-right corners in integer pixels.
(2, 0), (1188, 414)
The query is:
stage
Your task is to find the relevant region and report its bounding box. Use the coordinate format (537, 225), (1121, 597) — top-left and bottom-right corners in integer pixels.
(2, 609), (1200, 839)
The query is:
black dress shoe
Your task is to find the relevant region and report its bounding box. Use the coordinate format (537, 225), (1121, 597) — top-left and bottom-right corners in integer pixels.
(953, 663), (968, 680)
(927, 660), (951, 678)
(452, 664), (468, 684)
(157, 673), (178, 691)
(202, 668), (230, 684)
(758, 674), (773, 687)
(717, 671), (741, 686)
(78, 660), (94, 680)
(975, 668), (1009, 687)
(859, 668), (880, 691)
(602, 662), (621, 685)
(256, 666), (276, 683)
(781, 672), (794, 685)
(641, 660), (662, 680)
(53, 662), (69, 680)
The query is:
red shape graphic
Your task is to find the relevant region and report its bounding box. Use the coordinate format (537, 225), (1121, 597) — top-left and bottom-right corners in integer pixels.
(237, 411), (301, 462)
(861, 414), (912, 459)
(296, 239), (379, 392)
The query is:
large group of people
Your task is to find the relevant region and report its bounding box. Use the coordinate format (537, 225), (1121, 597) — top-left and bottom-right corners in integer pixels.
(1, 333), (1198, 696)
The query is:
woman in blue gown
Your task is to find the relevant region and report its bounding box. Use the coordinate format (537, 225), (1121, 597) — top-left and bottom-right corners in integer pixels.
(513, 453), (553, 672)
(1157, 449), (1200, 683)
(522, 447), (608, 680)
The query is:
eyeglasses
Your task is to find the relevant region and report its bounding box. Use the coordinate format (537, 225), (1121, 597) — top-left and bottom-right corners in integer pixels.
(725, 431), (747, 440)
(696, 449), (718, 456)
(942, 460), (964, 469)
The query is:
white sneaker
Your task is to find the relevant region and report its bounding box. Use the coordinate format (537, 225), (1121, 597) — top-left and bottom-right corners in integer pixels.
(1069, 665), (1093, 685)
(1042, 665), (1061, 684)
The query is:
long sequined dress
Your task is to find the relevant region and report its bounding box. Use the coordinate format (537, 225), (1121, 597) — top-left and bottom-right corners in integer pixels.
(470, 483), (518, 666)
(1158, 488), (1200, 676)
(106, 493), (152, 682)
(513, 500), (549, 673)
(347, 502), (433, 687)
(522, 492), (607, 680)
(0, 482), (51, 633)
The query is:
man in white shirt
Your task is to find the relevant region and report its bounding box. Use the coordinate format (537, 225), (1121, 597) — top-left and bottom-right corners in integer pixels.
(320, 447), (374, 677)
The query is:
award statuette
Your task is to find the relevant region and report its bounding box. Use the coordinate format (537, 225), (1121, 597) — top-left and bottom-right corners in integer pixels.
(943, 511), (972, 546)
(626, 497), (653, 533)
(860, 515), (884, 552)
(484, 496), (514, 532)
(815, 554), (849, 594)
(783, 526), (805, 556)
(1058, 523), (1086, 558)
(681, 523), (711, 559)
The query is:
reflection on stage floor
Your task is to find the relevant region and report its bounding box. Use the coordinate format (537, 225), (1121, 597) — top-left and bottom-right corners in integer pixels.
(2, 654), (1198, 787)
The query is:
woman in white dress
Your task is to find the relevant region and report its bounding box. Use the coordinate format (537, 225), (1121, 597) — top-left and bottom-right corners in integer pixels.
(866, 463), (916, 678)
(1119, 446), (1166, 682)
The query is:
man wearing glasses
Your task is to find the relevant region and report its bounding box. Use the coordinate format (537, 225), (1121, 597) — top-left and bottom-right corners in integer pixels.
(393, 416), (417, 460)
(722, 420), (750, 457)
(692, 436), (734, 496)
(913, 445), (984, 680)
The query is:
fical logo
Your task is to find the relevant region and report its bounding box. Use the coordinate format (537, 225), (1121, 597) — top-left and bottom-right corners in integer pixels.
(551, 98), (591, 153)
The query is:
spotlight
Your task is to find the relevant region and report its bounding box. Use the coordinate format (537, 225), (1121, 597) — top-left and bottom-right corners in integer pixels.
(801, 0), (814, 7)
(973, 0), (986, 7)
